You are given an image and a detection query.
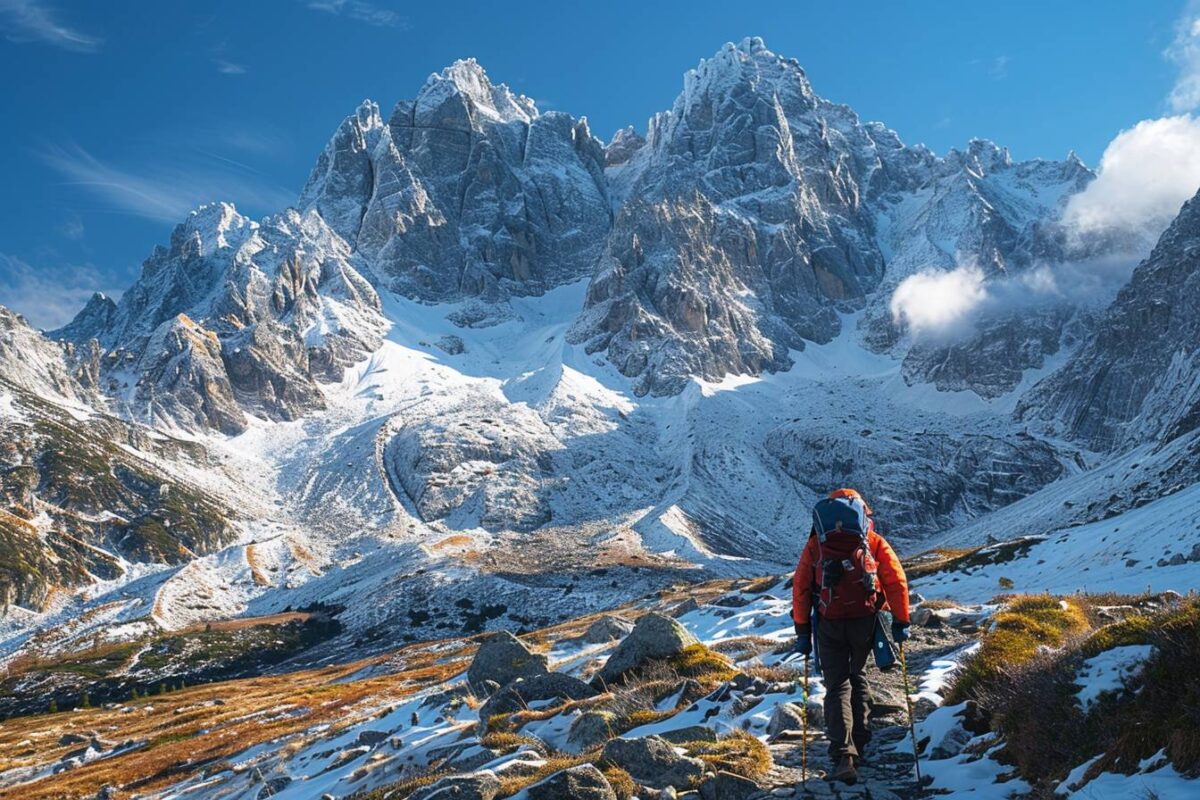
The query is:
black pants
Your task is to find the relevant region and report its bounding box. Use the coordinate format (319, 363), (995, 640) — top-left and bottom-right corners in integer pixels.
(817, 615), (875, 760)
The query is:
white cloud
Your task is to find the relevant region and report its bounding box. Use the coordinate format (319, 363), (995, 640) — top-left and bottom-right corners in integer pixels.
(0, 253), (121, 330)
(305, 0), (404, 28)
(889, 265), (989, 336)
(1167, 2), (1200, 112)
(0, 0), (99, 52)
(39, 143), (294, 223)
(1062, 115), (1200, 237)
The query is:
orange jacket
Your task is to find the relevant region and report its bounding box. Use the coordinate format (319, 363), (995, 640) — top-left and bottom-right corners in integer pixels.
(791, 529), (910, 624)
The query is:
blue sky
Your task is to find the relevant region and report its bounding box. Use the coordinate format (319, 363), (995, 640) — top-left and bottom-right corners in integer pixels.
(0, 0), (1194, 327)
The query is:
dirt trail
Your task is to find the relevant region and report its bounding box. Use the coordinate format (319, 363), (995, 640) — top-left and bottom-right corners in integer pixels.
(760, 623), (974, 799)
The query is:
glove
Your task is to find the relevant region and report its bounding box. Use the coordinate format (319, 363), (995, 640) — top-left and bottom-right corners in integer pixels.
(793, 622), (812, 656)
(892, 621), (911, 643)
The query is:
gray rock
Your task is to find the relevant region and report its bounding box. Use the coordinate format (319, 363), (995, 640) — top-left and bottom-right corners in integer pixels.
(410, 771), (502, 800)
(567, 709), (620, 751)
(583, 614), (635, 643)
(467, 631), (549, 692)
(435, 334), (466, 355)
(355, 729), (388, 747)
(525, 763), (616, 800)
(766, 702), (806, 738)
(477, 672), (597, 730)
(600, 613), (700, 683)
(601, 735), (706, 789)
(910, 607), (935, 627)
(657, 725), (719, 745)
(699, 770), (760, 800)
(672, 599), (701, 618)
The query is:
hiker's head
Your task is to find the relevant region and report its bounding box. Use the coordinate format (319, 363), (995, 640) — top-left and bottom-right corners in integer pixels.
(828, 487), (872, 516)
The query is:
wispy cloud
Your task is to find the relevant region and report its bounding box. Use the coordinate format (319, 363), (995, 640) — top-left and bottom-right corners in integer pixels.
(1168, 1), (1200, 112)
(0, 0), (100, 52)
(988, 55), (1010, 80)
(39, 143), (295, 223)
(0, 252), (122, 330)
(305, 0), (405, 28)
(214, 58), (246, 75)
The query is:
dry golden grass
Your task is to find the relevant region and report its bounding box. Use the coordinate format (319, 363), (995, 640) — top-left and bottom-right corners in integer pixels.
(682, 729), (772, 780)
(947, 594), (1088, 703)
(0, 639), (472, 800)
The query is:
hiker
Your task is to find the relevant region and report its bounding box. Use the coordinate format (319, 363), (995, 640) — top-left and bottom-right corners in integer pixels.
(791, 488), (910, 785)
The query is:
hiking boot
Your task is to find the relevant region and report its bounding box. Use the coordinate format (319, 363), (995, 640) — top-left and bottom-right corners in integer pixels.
(831, 755), (858, 784)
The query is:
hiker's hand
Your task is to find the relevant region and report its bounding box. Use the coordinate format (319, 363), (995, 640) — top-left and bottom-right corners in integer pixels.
(793, 622), (812, 656)
(892, 621), (911, 643)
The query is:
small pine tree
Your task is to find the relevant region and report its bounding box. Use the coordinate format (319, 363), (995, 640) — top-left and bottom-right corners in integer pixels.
(131, 687), (140, 700)
(80, 692), (91, 709)
(159, 682), (167, 695)
(180, 679), (187, 690)
(48, 699), (58, 714)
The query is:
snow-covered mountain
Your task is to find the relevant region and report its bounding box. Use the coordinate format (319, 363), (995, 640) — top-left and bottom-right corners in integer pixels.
(2, 37), (1195, 681)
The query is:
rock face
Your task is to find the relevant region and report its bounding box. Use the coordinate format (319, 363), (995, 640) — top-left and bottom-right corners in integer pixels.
(601, 735), (706, 789)
(54, 204), (386, 434)
(569, 38), (1093, 397)
(600, 613), (699, 683)
(1021, 189), (1200, 452)
(300, 62), (611, 304)
(525, 764), (616, 800)
(466, 630), (549, 692)
(764, 422), (1067, 537)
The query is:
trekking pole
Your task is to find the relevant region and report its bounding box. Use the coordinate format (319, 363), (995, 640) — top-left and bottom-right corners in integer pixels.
(898, 642), (924, 794)
(801, 654), (809, 783)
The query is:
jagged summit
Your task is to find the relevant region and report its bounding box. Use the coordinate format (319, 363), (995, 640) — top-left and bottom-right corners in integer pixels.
(415, 57), (538, 125)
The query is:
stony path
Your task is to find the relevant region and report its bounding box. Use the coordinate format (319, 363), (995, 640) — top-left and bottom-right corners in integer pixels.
(754, 623), (974, 799)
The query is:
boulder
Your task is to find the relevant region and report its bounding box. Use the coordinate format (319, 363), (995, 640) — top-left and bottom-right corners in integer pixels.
(600, 613), (699, 683)
(567, 710), (620, 751)
(525, 763), (617, 800)
(657, 725), (718, 745)
(584, 614), (635, 644)
(698, 770), (759, 800)
(478, 672), (597, 732)
(467, 631), (548, 693)
(672, 598), (700, 618)
(766, 702), (806, 738)
(601, 735), (706, 789)
(410, 771), (501, 800)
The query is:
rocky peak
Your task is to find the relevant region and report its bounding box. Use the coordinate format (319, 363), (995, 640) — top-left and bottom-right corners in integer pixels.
(53, 292), (117, 344)
(605, 126), (646, 167)
(299, 100), (386, 244)
(414, 58), (537, 127)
